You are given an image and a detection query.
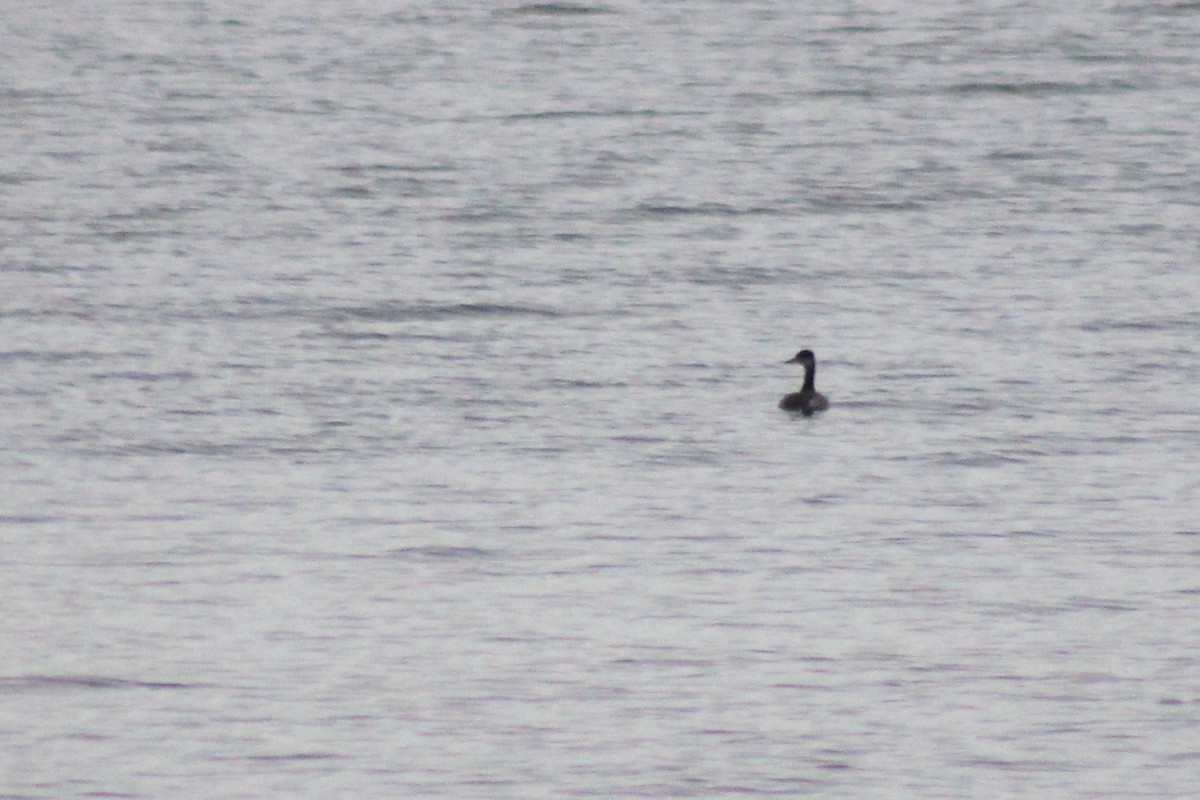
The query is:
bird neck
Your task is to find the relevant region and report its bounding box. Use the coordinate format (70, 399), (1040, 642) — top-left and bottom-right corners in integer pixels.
(801, 365), (816, 393)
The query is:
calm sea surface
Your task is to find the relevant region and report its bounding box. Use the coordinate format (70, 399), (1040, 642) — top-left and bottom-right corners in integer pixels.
(3, 1), (1199, 797)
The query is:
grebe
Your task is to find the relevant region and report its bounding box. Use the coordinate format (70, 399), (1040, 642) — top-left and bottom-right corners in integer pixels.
(779, 349), (829, 416)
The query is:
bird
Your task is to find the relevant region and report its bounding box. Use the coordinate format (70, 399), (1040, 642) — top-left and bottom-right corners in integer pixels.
(779, 349), (829, 416)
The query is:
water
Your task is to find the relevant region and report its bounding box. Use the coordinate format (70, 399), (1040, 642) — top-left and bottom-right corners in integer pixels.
(3, 1), (1199, 797)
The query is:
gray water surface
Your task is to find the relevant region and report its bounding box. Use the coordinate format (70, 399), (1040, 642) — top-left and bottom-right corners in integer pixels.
(3, 1), (1199, 798)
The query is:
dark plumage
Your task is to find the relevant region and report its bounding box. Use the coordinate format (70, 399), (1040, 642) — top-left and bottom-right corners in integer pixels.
(779, 349), (829, 416)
